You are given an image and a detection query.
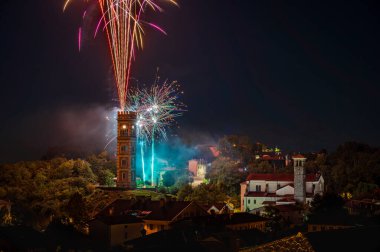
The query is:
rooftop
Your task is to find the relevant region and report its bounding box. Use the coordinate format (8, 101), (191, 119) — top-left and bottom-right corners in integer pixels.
(246, 173), (319, 182)
(97, 198), (202, 222)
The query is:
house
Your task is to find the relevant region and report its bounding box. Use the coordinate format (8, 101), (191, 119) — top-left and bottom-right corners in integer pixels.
(142, 200), (208, 235)
(240, 155), (324, 212)
(241, 227), (380, 252)
(202, 203), (234, 214)
(223, 213), (267, 232)
(306, 214), (358, 232)
(88, 215), (144, 247)
(89, 197), (209, 247)
(345, 199), (380, 216)
(240, 232), (314, 252)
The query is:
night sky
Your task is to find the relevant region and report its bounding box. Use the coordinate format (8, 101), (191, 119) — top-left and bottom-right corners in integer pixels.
(0, 0), (379, 162)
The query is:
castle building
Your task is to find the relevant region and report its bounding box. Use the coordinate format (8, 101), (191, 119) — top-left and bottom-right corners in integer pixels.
(188, 159), (207, 187)
(116, 111), (137, 189)
(240, 155), (324, 212)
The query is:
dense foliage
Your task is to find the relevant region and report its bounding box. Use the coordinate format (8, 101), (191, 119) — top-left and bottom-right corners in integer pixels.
(0, 152), (116, 229)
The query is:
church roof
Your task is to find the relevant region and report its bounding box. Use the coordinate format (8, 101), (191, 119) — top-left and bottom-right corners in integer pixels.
(246, 173), (319, 182)
(292, 154), (306, 159)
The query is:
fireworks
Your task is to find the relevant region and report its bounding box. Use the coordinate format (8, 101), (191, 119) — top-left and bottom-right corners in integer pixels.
(127, 77), (186, 185)
(63, 0), (178, 110)
(127, 77), (186, 141)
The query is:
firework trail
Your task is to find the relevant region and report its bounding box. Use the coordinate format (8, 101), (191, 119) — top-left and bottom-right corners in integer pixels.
(127, 77), (186, 185)
(63, 0), (178, 110)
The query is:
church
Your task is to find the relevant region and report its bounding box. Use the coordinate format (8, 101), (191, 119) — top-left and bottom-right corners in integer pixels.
(240, 155), (324, 212)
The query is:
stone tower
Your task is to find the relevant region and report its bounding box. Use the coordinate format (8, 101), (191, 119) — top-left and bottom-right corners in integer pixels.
(293, 154), (307, 204)
(116, 111), (136, 189)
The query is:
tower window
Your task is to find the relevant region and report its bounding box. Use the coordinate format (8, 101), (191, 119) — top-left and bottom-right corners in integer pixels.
(122, 172), (126, 180)
(121, 159), (127, 167)
(121, 145), (128, 153)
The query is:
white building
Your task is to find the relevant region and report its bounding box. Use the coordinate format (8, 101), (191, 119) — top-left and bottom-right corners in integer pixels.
(189, 159), (208, 187)
(240, 155), (324, 212)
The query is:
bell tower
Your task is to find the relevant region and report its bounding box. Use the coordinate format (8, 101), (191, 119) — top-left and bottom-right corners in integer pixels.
(116, 111), (136, 189)
(293, 154), (307, 204)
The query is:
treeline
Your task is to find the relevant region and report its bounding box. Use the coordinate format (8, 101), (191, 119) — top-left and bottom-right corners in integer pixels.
(314, 142), (380, 198)
(0, 152), (116, 229)
(194, 137), (380, 202)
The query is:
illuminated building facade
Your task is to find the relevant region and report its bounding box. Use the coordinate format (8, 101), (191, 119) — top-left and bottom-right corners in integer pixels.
(116, 111), (136, 188)
(241, 155), (324, 212)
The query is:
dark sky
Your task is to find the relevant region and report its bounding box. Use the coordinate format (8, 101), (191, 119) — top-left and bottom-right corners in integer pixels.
(0, 0), (379, 162)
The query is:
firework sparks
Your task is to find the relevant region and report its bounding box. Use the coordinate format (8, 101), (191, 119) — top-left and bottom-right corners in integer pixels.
(127, 77), (186, 185)
(63, 0), (178, 110)
(127, 77), (186, 141)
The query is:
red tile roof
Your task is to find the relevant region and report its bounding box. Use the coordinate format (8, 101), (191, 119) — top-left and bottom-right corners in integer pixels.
(261, 155), (285, 161)
(246, 173), (319, 182)
(292, 154), (306, 159)
(245, 192), (277, 197)
(276, 198), (296, 203)
(262, 201), (276, 205)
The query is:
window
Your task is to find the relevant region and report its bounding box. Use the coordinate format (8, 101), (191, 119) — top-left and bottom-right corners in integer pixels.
(277, 184), (281, 189)
(120, 129), (128, 136)
(122, 173), (126, 180)
(254, 199), (256, 204)
(121, 159), (127, 167)
(256, 185), (261, 192)
(312, 226), (317, 231)
(161, 225), (164, 231)
(248, 199), (250, 204)
(149, 224), (154, 230)
(121, 145), (128, 152)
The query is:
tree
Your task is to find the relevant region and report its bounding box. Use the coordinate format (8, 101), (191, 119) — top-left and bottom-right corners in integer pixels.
(310, 193), (346, 215)
(162, 171), (176, 188)
(207, 157), (243, 196)
(262, 206), (285, 233)
(218, 135), (254, 165)
(189, 184), (227, 204)
(177, 184), (193, 201)
(97, 169), (115, 186)
(324, 142), (380, 194)
(66, 192), (88, 225)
